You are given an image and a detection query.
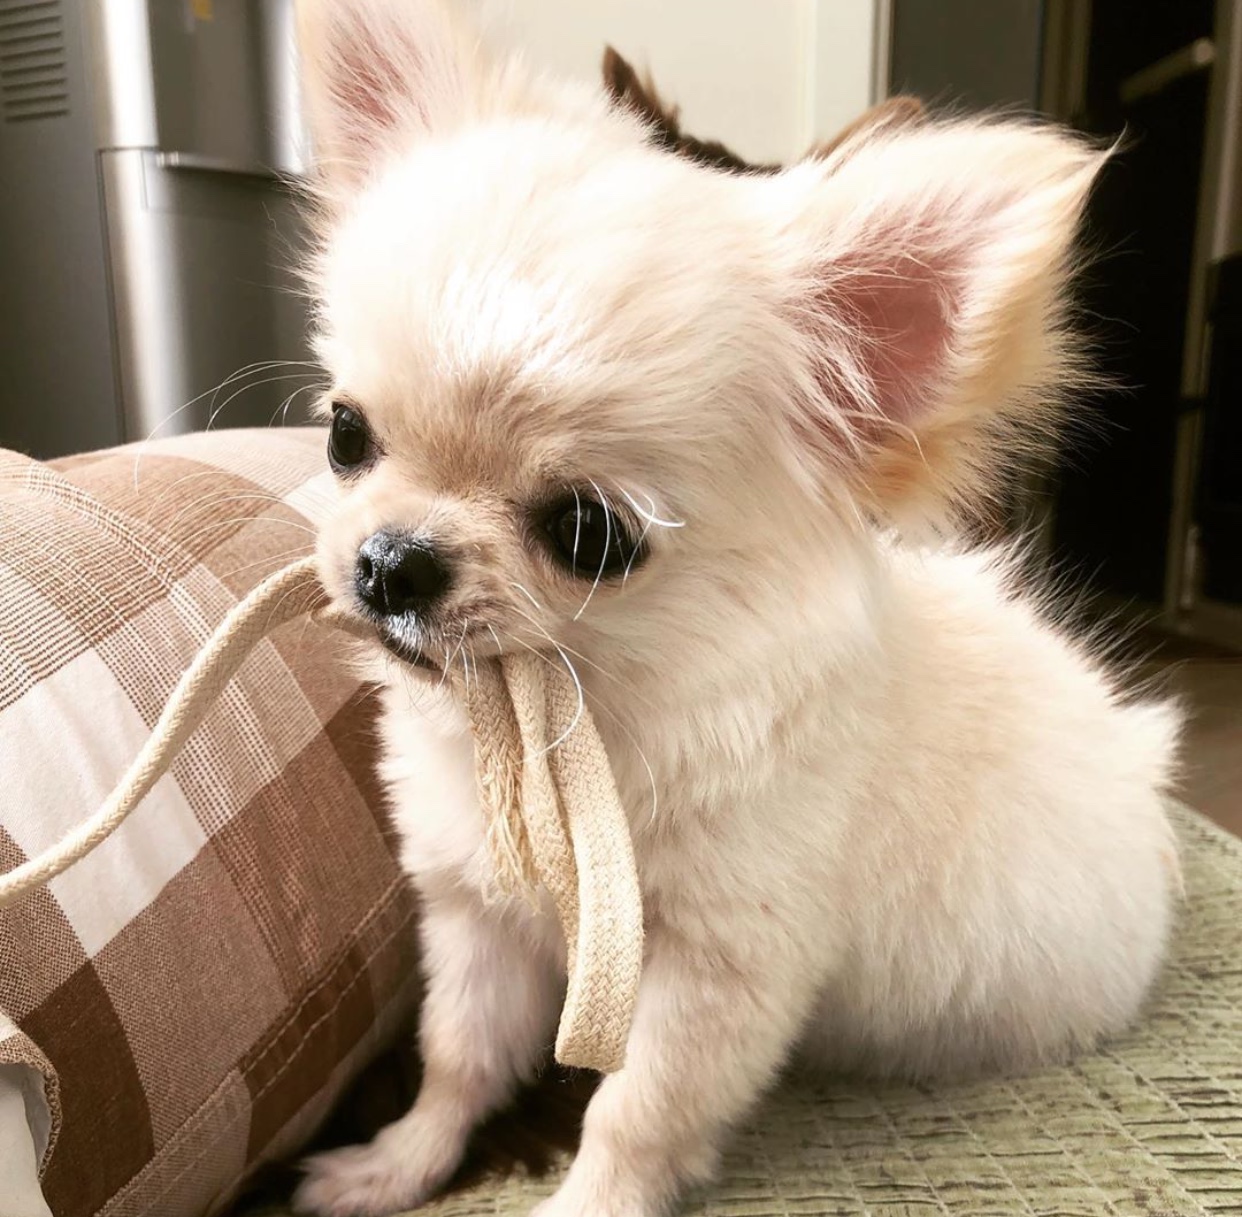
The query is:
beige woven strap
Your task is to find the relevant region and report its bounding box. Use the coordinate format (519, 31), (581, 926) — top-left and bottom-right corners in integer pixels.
(0, 555), (643, 1073)
(0, 558), (321, 907)
(459, 653), (644, 1071)
(540, 655), (645, 1070)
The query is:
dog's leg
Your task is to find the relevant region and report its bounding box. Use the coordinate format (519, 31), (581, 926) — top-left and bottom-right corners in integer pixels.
(532, 933), (819, 1217)
(294, 893), (559, 1217)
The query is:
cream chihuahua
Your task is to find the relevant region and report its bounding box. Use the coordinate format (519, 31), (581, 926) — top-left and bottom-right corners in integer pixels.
(295, 2), (1182, 1214)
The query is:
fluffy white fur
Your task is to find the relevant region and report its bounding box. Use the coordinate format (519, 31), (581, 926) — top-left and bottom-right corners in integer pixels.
(292, 3), (1183, 1215)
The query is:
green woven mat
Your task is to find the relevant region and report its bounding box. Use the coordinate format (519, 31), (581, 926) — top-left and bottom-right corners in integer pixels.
(291, 804), (1242, 1216)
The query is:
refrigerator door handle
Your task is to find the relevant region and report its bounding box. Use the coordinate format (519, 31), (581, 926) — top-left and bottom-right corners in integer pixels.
(1119, 37), (1216, 106)
(155, 150), (285, 181)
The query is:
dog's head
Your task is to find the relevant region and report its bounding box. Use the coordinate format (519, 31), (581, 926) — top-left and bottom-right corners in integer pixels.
(299, 0), (1104, 684)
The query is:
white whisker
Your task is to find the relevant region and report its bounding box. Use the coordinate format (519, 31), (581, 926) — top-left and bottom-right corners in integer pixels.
(503, 626), (660, 823)
(131, 360), (320, 489)
(438, 619), (471, 692)
(590, 702), (660, 827)
(572, 485), (583, 577)
(166, 492), (320, 532)
(220, 545), (317, 581)
(543, 644), (585, 754)
(510, 581), (545, 611)
(206, 371), (322, 433)
(616, 486), (685, 529)
(174, 516), (317, 555)
(505, 604), (656, 709)
(269, 379), (330, 428)
(573, 479), (612, 621)
(624, 516), (653, 585)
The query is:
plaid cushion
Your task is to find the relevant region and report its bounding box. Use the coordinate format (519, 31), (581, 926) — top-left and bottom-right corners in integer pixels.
(0, 429), (419, 1217)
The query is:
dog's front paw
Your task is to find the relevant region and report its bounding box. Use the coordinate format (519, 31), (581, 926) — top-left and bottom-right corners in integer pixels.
(293, 1123), (457, 1217)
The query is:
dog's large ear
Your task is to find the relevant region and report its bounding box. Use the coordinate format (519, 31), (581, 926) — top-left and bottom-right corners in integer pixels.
(807, 95), (925, 164)
(771, 120), (1106, 517)
(601, 45), (674, 134)
(601, 45), (769, 174)
(296, 0), (488, 198)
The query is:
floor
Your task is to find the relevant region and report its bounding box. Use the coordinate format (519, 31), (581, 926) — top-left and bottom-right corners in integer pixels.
(1156, 652), (1242, 836)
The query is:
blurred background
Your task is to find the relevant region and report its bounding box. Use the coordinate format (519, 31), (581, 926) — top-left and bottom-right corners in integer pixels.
(0, 0), (1239, 811)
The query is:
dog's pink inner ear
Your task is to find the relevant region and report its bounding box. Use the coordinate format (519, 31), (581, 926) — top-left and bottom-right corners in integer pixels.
(810, 235), (960, 447)
(332, 42), (406, 137)
(322, 19), (429, 156)
(300, 0), (469, 189)
(836, 252), (956, 428)
(779, 122), (1103, 509)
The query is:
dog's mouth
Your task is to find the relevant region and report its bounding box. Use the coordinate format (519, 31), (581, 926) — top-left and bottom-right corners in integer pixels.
(378, 631), (442, 674)
(338, 601), (496, 678)
(335, 599), (444, 675)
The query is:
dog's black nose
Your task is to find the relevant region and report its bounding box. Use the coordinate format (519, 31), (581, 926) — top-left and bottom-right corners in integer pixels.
(355, 530), (450, 618)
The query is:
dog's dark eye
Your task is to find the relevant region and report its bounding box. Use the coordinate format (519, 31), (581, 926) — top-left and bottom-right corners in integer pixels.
(328, 403), (372, 472)
(545, 494), (641, 579)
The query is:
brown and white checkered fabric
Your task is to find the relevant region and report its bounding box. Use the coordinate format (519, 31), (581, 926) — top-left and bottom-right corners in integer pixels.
(0, 429), (420, 1217)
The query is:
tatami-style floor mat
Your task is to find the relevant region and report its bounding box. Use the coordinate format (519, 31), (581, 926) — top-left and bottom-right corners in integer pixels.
(262, 803), (1242, 1216)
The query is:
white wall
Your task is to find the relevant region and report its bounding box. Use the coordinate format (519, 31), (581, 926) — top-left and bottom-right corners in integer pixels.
(482, 0), (883, 164)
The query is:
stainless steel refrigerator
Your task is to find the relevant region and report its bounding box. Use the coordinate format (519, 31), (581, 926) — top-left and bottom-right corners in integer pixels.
(0, 0), (314, 460)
